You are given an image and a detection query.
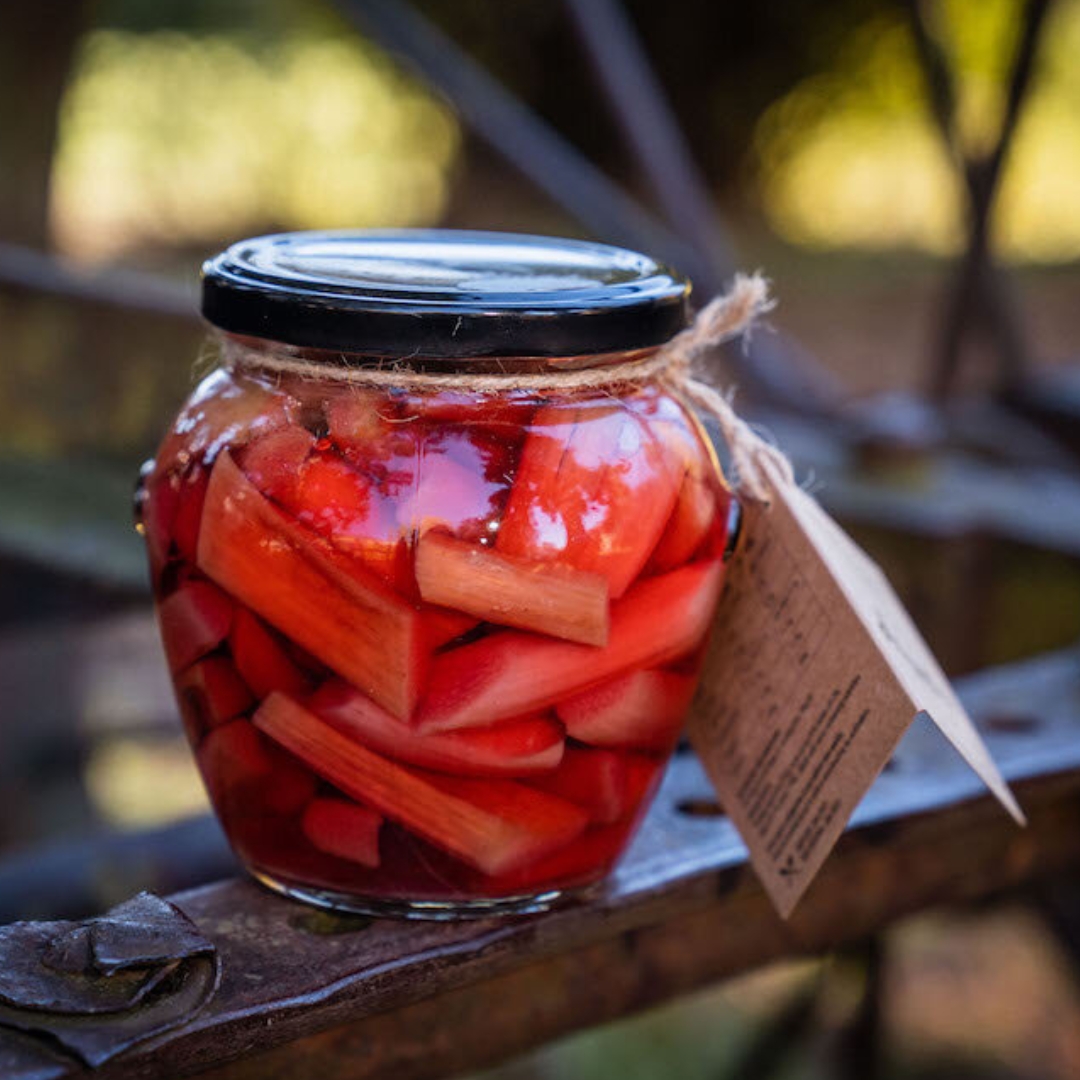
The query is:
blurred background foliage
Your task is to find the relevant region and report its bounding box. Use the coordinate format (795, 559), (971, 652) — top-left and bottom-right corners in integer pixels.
(39, 0), (1080, 264)
(51, 26), (460, 260)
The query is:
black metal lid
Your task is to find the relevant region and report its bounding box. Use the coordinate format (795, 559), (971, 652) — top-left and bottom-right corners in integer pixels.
(201, 230), (690, 358)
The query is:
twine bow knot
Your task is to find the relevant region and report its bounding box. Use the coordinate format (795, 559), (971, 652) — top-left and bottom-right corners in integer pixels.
(655, 274), (794, 501)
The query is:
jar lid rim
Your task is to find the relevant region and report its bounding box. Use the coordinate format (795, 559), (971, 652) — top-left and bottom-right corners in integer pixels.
(201, 229), (690, 358)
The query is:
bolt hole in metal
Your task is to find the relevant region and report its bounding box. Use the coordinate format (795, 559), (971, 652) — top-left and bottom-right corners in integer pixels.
(981, 713), (1040, 735)
(676, 798), (726, 818)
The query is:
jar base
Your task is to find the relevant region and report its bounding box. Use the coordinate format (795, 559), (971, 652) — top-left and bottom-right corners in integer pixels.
(250, 868), (601, 921)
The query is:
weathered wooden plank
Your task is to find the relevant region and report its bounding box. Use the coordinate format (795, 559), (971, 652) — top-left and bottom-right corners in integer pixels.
(0, 457), (149, 592)
(744, 411), (1080, 557)
(3, 647), (1079, 1080)
(0, 611), (174, 740)
(0, 244), (195, 319)
(0, 611), (181, 855)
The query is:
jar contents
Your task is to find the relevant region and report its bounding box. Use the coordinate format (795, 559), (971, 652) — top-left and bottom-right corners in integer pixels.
(140, 366), (736, 911)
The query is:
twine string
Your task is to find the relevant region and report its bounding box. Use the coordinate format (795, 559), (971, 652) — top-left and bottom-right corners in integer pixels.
(225, 272), (793, 502)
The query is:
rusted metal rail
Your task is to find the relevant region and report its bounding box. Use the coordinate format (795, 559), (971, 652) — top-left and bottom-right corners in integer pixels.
(2, 647), (1079, 1080)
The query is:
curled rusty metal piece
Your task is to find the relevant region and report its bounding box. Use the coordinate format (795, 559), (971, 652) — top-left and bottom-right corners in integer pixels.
(0, 892), (219, 1067)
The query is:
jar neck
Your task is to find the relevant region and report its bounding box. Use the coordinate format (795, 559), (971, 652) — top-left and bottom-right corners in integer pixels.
(219, 332), (661, 376)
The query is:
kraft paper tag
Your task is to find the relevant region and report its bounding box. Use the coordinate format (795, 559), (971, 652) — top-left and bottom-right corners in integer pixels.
(688, 474), (1024, 917)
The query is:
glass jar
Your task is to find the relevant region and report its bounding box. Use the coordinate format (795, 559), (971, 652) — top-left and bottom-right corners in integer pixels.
(137, 230), (739, 918)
